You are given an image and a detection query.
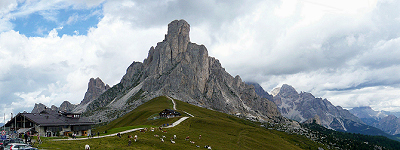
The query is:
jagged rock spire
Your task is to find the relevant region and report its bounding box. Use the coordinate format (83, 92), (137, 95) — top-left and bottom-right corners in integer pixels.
(165, 19), (190, 54)
(81, 77), (110, 105)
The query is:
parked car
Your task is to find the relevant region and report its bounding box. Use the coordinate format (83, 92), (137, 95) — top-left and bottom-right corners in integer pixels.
(2, 138), (25, 148)
(4, 143), (29, 150)
(19, 147), (38, 150)
(0, 139), (5, 150)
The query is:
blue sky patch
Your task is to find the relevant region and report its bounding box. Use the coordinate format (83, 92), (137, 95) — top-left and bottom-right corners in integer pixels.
(11, 5), (103, 37)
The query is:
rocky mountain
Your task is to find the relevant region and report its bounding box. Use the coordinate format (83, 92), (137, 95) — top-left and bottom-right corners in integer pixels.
(31, 101), (77, 113)
(83, 20), (286, 124)
(31, 78), (101, 113)
(270, 84), (389, 136)
(350, 106), (400, 135)
(51, 105), (58, 110)
(31, 103), (47, 113)
(246, 82), (273, 101)
(59, 101), (77, 112)
(73, 77), (110, 113)
(349, 106), (388, 125)
(375, 115), (400, 135)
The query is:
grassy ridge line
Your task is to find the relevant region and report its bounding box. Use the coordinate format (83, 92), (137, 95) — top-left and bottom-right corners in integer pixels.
(37, 96), (325, 150)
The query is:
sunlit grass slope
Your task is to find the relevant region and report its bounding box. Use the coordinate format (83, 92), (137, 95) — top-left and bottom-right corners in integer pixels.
(37, 96), (324, 150)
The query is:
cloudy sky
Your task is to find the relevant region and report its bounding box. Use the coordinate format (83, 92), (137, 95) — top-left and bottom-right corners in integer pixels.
(1, 0), (400, 121)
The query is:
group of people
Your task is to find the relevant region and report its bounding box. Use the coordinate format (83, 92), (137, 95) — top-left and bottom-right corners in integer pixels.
(87, 133), (95, 138)
(127, 135), (137, 146)
(116, 126), (209, 149)
(72, 133), (77, 139)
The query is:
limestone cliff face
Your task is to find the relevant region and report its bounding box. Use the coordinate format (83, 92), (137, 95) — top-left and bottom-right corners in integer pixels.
(85, 20), (282, 122)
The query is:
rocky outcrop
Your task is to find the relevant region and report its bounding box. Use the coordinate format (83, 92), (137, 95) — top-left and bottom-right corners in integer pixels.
(31, 103), (47, 113)
(31, 101), (77, 113)
(85, 20), (283, 123)
(51, 105), (58, 110)
(81, 77), (110, 105)
(73, 77), (110, 113)
(272, 84), (364, 132)
(246, 82), (273, 101)
(304, 115), (322, 125)
(59, 101), (77, 112)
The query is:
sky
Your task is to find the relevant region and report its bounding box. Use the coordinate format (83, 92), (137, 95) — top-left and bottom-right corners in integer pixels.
(1, 0), (400, 121)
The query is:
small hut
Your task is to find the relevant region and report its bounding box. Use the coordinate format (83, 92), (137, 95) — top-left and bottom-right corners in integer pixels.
(159, 109), (181, 118)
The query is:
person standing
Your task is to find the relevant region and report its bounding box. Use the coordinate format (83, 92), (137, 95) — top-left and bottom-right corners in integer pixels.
(24, 132), (28, 143)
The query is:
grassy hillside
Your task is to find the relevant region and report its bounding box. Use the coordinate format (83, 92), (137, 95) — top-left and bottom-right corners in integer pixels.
(36, 96), (325, 150)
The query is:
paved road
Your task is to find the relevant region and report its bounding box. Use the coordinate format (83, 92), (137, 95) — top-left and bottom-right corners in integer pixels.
(53, 127), (145, 141)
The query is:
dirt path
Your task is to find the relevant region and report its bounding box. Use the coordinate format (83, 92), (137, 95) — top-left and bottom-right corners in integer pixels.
(54, 96), (194, 141)
(166, 96), (177, 110)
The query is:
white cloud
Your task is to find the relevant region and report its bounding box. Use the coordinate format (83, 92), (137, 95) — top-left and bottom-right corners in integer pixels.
(2, 0), (400, 117)
(0, 0), (17, 15)
(0, 11), (166, 115)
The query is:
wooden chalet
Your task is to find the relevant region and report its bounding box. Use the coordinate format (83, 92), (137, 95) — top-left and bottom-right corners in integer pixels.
(159, 109), (181, 118)
(3, 110), (94, 137)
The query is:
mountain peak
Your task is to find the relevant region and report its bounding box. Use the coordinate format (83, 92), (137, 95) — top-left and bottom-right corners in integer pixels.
(281, 84), (297, 93)
(165, 19), (190, 53)
(166, 19), (190, 41)
(31, 103), (47, 113)
(81, 77), (110, 105)
(272, 84), (298, 97)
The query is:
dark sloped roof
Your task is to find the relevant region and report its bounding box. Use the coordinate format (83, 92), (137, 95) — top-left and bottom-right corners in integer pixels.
(20, 111), (94, 126)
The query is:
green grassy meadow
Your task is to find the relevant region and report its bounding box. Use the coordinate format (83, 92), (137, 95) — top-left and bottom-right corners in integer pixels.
(35, 96), (325, 150)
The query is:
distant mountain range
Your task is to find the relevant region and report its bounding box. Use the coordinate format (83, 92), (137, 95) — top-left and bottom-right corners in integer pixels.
(271, 84), (364, 131)
(250, 83), (395, 139)
(350, 106), (400, 135)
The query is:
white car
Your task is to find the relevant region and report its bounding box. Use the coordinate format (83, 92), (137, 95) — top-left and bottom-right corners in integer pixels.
(4, 143), (29, 150)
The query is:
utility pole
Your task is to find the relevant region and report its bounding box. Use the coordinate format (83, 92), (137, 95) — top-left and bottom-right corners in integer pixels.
(15, 113), (16, 132)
